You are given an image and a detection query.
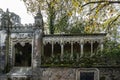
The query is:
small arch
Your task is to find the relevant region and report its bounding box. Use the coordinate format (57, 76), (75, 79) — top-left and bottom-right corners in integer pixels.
(54, 42), (61, 55)
(14, 42), (31, 67)
(84, 41), (91, 57)
(73, 42), (80, 55)
(44, 43), (52, 57)
(93, 41), (99, 53)
(64, 42), (71, 54)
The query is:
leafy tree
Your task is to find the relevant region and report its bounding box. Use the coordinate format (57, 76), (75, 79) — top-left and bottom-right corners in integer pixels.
(21, 0), (120, 35)
(22, 0), (74, 34)
(101, 40), (120, 65)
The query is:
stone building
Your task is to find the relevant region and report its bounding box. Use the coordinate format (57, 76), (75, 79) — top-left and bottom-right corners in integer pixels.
(0, 8), (120, 80)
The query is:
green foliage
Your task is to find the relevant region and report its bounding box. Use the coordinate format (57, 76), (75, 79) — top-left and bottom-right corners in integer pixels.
(41, 52), (102, 67)
(69, 21), (85, 33)
(102, 40), (120, 65)
(41, 40), (120, 67)
(54, 14), (69, 33)
(100, 76), (106, 80)
(21, 0), (120, 34)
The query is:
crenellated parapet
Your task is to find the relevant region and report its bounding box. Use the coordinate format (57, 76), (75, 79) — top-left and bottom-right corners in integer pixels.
(7, 24), (34, 33)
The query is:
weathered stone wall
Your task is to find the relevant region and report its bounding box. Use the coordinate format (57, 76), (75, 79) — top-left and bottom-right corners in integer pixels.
(32, 67), (120, 80)
(1, 67), (120, 80)
(40, 68), (76, 80)
(99, 68), (120, 80)
(0, 75), (7, 80)
(0, 51), (5, 73)
(32, 68), (98, 80)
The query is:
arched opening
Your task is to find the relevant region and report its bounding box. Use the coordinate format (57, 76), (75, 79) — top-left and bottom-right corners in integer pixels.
(84, 42), (91, 57)
(54, 42), (61, 55)
(14, 42), (31, 67)
(73, 42), (80, 57)
(43, 43), (52, 64)
(93, 41), (99, 53)
(64, 42), (71, 58)
(44, 43), (52, 57)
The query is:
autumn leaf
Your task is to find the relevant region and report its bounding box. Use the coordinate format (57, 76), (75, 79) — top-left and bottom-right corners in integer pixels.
(72, 0), (79, 8)
(67, 11), (72, 16)
(51, 2), (55, 7)
(77, 7), (83, 13)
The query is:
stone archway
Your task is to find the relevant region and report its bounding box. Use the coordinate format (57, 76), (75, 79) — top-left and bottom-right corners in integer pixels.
(14, 42), (31, 67)
(84, 41), (91, 57)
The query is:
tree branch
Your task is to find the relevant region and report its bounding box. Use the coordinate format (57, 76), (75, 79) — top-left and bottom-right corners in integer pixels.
(82, 1), (120, 7)
(106, 14), (120, 32)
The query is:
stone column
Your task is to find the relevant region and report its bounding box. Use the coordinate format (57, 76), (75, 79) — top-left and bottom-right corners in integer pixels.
(91, 41), (93, 56)
(61, 42), (64, 61)
(80, 43), (84, 57)
(51, 41), (54, 57)
(0, 33), (1, 56)
(11, 42), (15, 67)
(33, 29), (43, 68)
(70, 42), (73, 60)
(31, 38), (34, 67)
(100, 42), (104, 54)
(13, 43), (16, 66)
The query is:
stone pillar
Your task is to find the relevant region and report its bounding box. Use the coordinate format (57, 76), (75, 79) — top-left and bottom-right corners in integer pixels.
(0, 33), (1, 55)
(7, 40), (12, 67)
(32, 38), (34, 66)
(70, 42), (73, 60)
(80, 39), (84, 58)
(61, 43), (64, 61)
(80, 43), (84, 57)
(33, 29), (43, 68)
(11, 42), (15, 67)
(100, 42), (104, 54)
(51, 41), (54, 57)
(91, 41), (93, 56)
(0, 32), (5, 72)
(13, 43), (16, 66)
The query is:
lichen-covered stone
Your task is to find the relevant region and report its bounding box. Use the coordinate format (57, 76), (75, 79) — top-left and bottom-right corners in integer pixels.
(41, 68), (76, 80)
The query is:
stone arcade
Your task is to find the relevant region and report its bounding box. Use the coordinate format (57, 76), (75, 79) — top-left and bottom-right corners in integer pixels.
(0, 9), (120, 80)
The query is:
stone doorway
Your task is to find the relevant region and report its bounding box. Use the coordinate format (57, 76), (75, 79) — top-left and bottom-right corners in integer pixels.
(80, 72), (94, 80)
(14, 43), (31, 67)
(76, 68), (99, 80)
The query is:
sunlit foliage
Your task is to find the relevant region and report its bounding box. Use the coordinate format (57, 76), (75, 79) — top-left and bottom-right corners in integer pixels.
(21, 0), (120, 35)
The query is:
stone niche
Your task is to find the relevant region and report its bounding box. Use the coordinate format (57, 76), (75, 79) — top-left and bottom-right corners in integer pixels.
(76, 68), (99, 80)
(14, 42), (32, 67)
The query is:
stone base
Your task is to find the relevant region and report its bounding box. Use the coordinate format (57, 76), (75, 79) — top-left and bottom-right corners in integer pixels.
(0, 67), (120, 80)
(0, 75), (7, 80)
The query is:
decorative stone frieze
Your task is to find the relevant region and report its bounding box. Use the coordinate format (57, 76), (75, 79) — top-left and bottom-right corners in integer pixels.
(43, 34), (105, 45)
